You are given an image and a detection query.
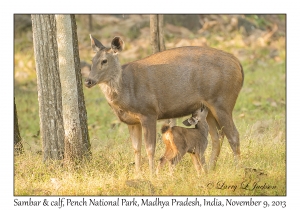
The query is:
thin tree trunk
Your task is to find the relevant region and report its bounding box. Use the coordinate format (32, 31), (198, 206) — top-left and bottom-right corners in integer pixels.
(150, 15), (159, 53)
(14, 97), (23, 155)
(88, 15), (93, 32)
(150, 14), (166, 53)
(31, 15), (65, 161)
(158, 14), (166, 51)
(55, 14), (91, 163)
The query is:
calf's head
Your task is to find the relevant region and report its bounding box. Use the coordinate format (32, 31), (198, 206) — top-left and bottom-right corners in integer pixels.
(182, 105), (208, 127)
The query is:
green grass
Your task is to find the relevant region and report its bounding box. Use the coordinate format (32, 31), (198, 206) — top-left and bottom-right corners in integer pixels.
(14, 15), (286, 196)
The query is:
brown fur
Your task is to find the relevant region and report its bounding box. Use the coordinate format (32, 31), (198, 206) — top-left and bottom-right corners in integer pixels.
(85, 36), (243, 175)
(157, 107), (209, 175)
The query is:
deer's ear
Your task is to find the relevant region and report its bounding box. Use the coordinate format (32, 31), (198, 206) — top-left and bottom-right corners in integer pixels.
(200, 106), (208, 119)
(90, 34), (106, 52)
(111, 36), (124, 54)
(182, 119), (192, 126)
(182, 117), (198, 126)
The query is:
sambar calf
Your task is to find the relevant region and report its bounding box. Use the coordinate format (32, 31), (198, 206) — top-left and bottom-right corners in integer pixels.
(156, 106), (209, 175)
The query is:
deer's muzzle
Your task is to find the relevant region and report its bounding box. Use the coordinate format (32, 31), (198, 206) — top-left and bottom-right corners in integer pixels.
(84, 78), (97, 88)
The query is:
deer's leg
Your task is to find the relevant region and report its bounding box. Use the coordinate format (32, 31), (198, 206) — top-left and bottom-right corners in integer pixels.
(190, 153), (202, 176)
(140, 116), (157, 176)
(156, 146), (177, 174)
(212, 108), (240, 167)
(170, 153), (185, 166)
(206, 110), (224, 170)
(156, 156), (167, 174)
(128, 124), (142, 175)
(190, 149), (208, 176)
(199, 151), (208, 174)
(169, 153), (184, 174)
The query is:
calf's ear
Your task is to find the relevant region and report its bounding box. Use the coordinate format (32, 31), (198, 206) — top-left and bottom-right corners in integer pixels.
(182, 117), (198, 126)
(182, 119), (192, 126)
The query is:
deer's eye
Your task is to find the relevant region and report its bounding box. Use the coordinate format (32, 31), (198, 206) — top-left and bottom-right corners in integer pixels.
(101, 59), (107, 65)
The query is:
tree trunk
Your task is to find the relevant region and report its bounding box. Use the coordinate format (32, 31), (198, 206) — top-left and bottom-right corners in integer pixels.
(55, 14), (91, 163)
(88, 15), (93, 32)
(150, 15), (166, 53)
(158, 14), (166, 51)
(150, 15), (160, 54)
(14, 97), (23, 155)
(31, 15), (65, 161)
(150, 14), (176, 126)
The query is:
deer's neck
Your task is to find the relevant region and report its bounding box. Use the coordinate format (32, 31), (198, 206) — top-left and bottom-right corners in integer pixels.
(99, 67), (122, 104)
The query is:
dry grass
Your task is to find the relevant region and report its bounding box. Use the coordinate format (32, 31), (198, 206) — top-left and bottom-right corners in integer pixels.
(14, 115), (286, 195)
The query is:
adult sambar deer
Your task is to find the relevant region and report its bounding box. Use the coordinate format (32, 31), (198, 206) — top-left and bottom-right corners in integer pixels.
(85, 35), (244, 175)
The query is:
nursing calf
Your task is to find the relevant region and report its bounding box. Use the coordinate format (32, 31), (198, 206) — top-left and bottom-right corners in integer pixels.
(157, 106), (209, 175)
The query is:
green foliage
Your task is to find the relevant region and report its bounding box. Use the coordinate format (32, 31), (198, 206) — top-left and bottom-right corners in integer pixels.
(245, 15), (269, 28)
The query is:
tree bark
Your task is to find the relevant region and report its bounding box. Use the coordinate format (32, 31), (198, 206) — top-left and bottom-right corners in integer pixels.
(88, 15), (93, 32)
(31, 15), (65, 161)
(150, 14), (166, 53)
(150, 15), (160, 53)
(158, 14), (166, 51)
(55, 14), (91, 163)
(14, 97), (23, 155)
